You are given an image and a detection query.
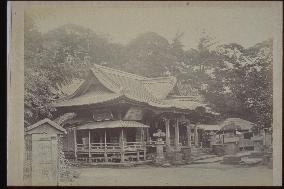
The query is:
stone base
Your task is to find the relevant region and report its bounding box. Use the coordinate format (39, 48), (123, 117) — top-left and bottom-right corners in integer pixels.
(181, 147), (191, 163)
(170, 152), (183, 165)
(222, 155), (241, 164)
(153, 155), (166, 165)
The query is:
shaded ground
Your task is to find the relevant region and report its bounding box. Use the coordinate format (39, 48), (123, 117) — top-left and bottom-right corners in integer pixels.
(63, 162), (272, 186)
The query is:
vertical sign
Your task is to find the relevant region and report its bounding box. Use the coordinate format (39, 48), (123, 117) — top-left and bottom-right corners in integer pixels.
(31, 134), (58, 186)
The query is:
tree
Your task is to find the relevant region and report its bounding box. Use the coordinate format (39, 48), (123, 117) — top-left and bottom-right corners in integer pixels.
(24, 18), (273, 129)
(122, 32), (177, 77)
(24, 22), (111, 124)
(202, 40), (273, 128)
(24, 14), (55, 125)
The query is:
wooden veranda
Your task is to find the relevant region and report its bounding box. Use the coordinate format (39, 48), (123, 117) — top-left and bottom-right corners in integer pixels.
(72, 120), (149, 162)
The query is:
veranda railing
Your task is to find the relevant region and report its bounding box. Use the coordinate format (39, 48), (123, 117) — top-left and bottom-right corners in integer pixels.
(77, 141), (146, 152)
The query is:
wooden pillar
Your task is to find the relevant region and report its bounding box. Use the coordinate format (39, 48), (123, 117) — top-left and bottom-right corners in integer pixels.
(154, 120), (158, 129)
(74, 128), (77, 160)
(104, 129), (108, 162)
(137, 151), (140, 162)
(140, 128), (143, 142)
(194, 125), (199, 147)
(175, 119), (180, 150)
(121, 128), (125, 162)
(164, 118), (170, 146)
(142, 128), (146, 160)
(146, 128), (149, 142)
(141, 128), (145, 141)
(88, 130), (91, 159)
(186, 120), (191, 147)
(99, 134), (103, 147)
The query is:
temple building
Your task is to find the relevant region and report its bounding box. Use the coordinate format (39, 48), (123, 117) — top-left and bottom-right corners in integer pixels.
(53, 64), (217, 163)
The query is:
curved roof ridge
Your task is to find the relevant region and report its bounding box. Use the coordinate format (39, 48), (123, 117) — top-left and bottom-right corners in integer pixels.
(92, 63), (148, 80)
(92, 63), (176, 83)
(143, 76), (176, 81)
(91, 64), (164, 103)
(91, 64), (177, 100)
(91, 67), (121, 93)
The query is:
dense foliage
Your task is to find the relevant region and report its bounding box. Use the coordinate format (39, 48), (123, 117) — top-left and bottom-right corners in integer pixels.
(24, 15), (273, 129)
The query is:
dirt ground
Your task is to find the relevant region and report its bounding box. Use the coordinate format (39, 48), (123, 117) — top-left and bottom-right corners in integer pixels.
(63, 162), (273, 186)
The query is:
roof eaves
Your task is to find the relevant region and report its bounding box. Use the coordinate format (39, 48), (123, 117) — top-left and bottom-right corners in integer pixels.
(53, 94), (123, 108)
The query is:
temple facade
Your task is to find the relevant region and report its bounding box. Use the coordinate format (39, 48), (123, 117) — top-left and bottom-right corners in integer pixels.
(53, 64), (215, 163)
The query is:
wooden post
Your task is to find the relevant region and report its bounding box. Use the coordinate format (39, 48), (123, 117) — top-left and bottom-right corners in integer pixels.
(137, 151), (140, 162)
(74, 128), (77, 160)
(121, 128), (125, 162)
(140, 128), (143, 142)
(88, 130), (91, 160)
(146, 128), (149, 142)
(175, 119), (180, 150)
(104, 129), (108, 162)
(99, 134), (103, 147)
(186, 120), (191, 147)
(165, 118), (170, 146)
(142, 128), (146, 161)
(141, 128), (145, 141)
(194, 125), (199, 147)
(144, 120), (149, 142)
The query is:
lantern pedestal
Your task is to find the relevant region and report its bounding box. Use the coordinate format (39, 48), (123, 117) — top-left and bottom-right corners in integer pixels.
(154, 139), (165, 165)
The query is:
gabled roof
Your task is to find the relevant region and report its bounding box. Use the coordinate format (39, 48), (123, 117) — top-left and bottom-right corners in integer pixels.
(53, 64), (210, 112)
(25, 118), (67, 134)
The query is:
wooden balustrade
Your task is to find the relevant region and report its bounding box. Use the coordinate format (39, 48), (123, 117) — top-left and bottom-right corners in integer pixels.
(76, 142), (146, 153)
(125, 142), (145, 151)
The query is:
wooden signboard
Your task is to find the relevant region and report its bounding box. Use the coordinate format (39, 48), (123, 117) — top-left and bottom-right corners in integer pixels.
(123, 107), (144, 120)
(31, 134), (58, 186)
(92, 111), (113, 121)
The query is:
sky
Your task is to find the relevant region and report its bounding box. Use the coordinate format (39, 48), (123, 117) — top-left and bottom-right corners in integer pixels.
(26, 2), (277, 50)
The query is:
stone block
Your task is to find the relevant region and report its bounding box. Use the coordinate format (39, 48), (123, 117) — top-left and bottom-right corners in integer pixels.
(223, 155), (241, 164)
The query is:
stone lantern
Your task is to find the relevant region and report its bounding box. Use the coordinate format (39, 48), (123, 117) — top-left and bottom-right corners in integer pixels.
(153, 129), (166, 164)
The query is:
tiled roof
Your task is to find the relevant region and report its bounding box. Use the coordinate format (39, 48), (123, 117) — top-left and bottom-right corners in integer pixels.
(77, 120), (150, 130)
(197, 124), (221, 131)
(53, 64), (209, 111)
(220, 118), (256, 131)
(90, 64), (176, 102)
(55, 90), (121, 107)
(163, 98), (207, 110)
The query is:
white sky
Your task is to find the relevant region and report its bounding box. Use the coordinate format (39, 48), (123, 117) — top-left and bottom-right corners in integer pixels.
(27, 2), (276, 50)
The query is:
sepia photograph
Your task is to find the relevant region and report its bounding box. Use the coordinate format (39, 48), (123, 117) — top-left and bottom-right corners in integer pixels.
(7, 1), (282, 186)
